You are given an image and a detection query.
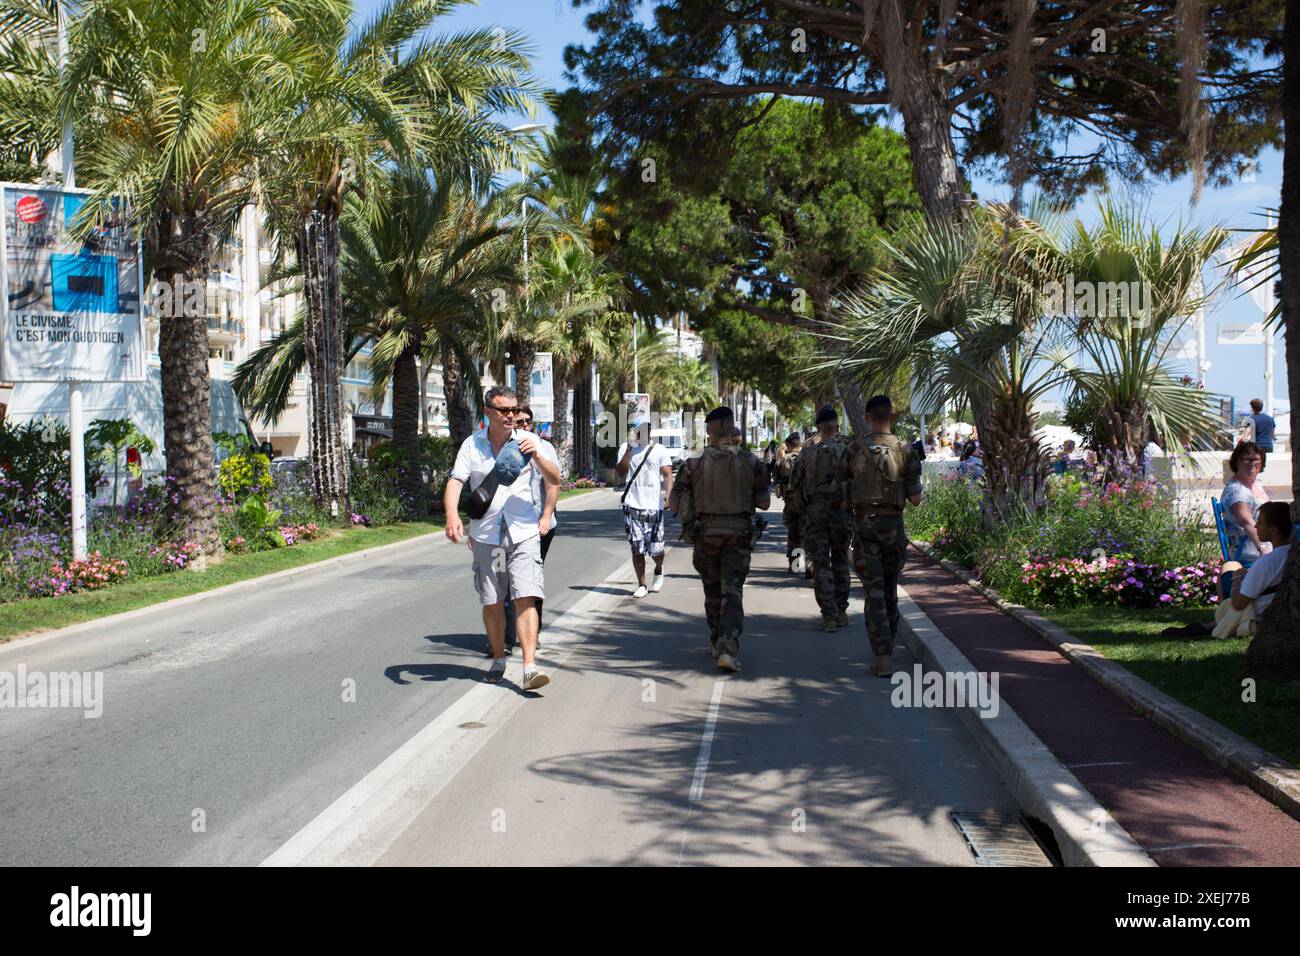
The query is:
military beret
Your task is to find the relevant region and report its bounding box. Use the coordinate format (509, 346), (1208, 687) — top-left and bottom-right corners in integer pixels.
(815, 404), (838, 424)
(865, 394), (893, 415)
(786, 432), (802, 444)
(704, 406), (734, 424)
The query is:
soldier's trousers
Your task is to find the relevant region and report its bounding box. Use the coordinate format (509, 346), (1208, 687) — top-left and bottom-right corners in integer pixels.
(852, 512), (907, 656)
(782, 505), (803, 560)
(804, 500), (852, 617)
(691, 532), (752, 658)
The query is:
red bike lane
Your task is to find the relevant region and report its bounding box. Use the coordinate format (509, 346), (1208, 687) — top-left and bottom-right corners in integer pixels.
(901, 552), (1300, 866)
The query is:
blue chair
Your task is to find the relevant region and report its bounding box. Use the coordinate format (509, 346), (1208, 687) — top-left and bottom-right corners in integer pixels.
(1211, 497), (1248, 597)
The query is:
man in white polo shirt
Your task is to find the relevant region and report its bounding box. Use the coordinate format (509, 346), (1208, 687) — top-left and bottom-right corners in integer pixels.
(444, 386), (559, 689)
(617, 417), (674, 598)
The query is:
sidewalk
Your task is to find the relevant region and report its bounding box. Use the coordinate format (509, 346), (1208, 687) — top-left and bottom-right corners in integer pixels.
(284, 507), (1027, 866)
(901, 551), (1300, 866)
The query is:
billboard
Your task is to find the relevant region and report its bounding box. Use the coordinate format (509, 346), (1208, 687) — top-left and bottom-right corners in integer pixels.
(530, 352), (554, 422)
(1, 184), (145, 383)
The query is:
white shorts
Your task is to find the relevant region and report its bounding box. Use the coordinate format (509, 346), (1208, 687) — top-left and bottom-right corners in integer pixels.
(471, 528), (544, 606)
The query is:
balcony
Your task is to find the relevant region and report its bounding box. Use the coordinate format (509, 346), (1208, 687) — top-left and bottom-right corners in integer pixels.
(206, 315), (242, 342)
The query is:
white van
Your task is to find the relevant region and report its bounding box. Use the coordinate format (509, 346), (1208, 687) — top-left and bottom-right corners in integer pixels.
(6, 366), (259, 503)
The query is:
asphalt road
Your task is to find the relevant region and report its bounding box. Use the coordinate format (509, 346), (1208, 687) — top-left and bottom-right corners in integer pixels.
(0, 490), (1019, 866)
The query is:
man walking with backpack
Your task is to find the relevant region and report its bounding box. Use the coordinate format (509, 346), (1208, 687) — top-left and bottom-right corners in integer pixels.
(839, 395), (923, 677)
(617, 417), (674, 598)
(668, 406), (770, 672)
(794, 405), (854, 632)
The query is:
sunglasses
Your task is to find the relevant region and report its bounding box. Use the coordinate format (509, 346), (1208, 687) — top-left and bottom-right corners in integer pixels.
(489, 405), (520, 415)
(518, 419), (533, 427)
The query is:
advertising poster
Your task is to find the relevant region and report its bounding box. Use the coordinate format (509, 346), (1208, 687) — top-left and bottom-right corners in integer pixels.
(1, 184), (145, 383)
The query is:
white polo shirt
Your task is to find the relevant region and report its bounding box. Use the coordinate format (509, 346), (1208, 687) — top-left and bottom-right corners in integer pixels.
(1240, 543), (1290, 615)
(451, 429), (541, 544)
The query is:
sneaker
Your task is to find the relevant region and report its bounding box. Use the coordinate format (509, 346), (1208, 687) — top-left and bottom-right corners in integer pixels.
(522, 668), (550, 691)
(716, 653), (741, 673)
(869, 654), (892, 678)
(835, 610), (848, 628)
(485, 659), (507, 683)
(650, 574), (665, 593)
(821, 615), (839, 633)
(632, 584), (649, 598)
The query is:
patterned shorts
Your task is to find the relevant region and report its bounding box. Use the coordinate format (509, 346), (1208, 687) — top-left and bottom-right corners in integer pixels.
(623, 506), (665, 556)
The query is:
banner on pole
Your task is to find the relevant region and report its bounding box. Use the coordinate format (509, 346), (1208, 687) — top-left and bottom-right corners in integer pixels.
(0, 184), (145, 383)
(531, 352), (554, 422)
(623, 392), (650, 421)
(1217, 321), (1266, 346)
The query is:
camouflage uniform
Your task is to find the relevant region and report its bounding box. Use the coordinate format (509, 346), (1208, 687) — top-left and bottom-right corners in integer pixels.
(794, 434), (853, 618)
(776, 444), (803, 562)
(840, 432), (923, 656)
(671, 444), (769, 659)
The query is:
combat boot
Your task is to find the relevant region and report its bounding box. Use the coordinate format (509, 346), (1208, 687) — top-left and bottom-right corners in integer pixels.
(821, 615), (839, 632)
(869, 653), (893, 678)
(835, 610), (848, 628)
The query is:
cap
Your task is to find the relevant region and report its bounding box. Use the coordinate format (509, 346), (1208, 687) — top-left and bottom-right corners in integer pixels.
(704, 406), (734, 424)
(865, 394), (893, 415)
(815, 404), (838, 424)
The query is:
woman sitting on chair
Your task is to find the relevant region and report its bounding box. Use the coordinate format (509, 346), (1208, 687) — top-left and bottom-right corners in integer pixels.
(1221, 441), (1271, 567)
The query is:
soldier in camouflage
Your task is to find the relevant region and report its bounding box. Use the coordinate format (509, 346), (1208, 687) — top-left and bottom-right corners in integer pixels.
(776, 432), (804, 572)
(793, 405), (854, 631)
(668, 406), (771, 673)
(839, 394), (923, 677)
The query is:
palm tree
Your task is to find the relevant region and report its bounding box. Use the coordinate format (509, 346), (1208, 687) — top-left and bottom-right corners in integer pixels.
(45, 0), (307, 552)
(1053, 200), (1227, 464)
(829, 208), (1075, 517)
(0, 0), (61, 183)
(253, 0), (538, 511)
(235, 170), (516, 515)
(529, 240), (622, 477)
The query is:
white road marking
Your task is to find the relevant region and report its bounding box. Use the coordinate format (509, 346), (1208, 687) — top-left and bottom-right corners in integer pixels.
(261, 553), (635, 867)
(689, 680), (726, 803)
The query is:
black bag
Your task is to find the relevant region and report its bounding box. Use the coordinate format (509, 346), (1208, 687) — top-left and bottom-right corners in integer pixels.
(464, 470), (502, 520)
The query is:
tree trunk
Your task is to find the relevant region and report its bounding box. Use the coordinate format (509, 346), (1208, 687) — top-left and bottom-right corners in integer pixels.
(440, 334), (475, 450)
(511, 337), (536, 406)
(297, 209), (350, 513)
(978, 395), (1049, 527)
(551, 364), (574, 478)
(419, 360), (429, 436)
(1249, 0), (1300, 681)
(574, 361), (594, 476)
(878, 1), (968, 225)
(151, 212), (220, 554)
(1102, 398), (1149, 479)
(391, 340), (425, 519)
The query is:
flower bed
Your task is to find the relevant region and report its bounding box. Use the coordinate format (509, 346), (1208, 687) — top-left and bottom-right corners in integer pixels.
(911, 469), (1220, 610)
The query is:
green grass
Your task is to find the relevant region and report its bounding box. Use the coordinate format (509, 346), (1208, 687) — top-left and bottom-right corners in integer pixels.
(0, 519), (443, 642)
(1042, 605), (1300, 767)
(559, 486), (603, 500)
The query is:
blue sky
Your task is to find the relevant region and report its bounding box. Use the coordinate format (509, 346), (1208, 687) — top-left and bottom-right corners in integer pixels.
(364, 0), (1286, 418)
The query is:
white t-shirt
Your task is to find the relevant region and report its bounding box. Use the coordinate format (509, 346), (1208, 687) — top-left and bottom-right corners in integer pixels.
(617, 441), (672, 511)
(530, 437), (559, 530)
(1240, 543), (1290, 615)
(450, 429), (540, 544)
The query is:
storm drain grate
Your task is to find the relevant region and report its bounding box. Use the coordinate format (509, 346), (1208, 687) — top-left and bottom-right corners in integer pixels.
(950, 812), (1055, 867)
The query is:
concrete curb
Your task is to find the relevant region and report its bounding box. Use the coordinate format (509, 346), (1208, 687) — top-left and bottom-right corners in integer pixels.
(896, 588), (1156, 867)
(911, 540), (1300, 825)
(0, 530), (446, 655)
